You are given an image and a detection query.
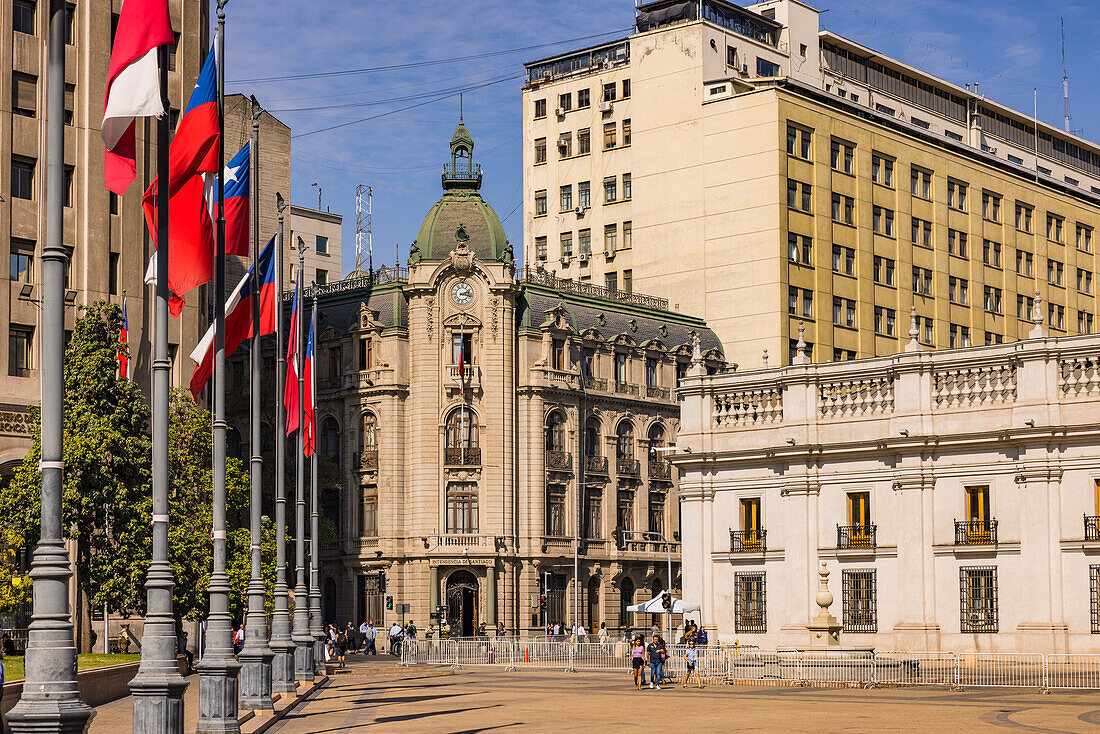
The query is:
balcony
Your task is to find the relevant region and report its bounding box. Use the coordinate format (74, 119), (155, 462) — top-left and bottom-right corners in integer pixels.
(730, 529), (766, 553)
(616, 458), (640, 477)
(444, 447), (481, 467)
(582, 376), (608, 391)
(1085, 514), (1099, 542)
(646, 385), (671, 400)
(318, 376), (342, 392)
(427, 534), (501, 552)
(648, 459), (672, 482)
(584, 455), (608, 474)
(954, 519), (998, 545)
(357, 450), (378, 471)
(837, 524), (877, 550)
(545, 450), (572, 471)
(446, 364), (481, 390)
(613, 381), (640, 396)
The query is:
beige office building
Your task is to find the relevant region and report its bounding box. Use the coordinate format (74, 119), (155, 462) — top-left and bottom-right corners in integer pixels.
(523, 0), (1100, 369)
(0, 0), (208, 474)
(289, 204), (342, 288)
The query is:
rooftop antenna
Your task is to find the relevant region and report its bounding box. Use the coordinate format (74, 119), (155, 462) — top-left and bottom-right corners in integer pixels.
(459, 93), (463, 123)
(1061, 17), (1072, 133)
(355, 184), (373, 274)
(312, 182), (322, 210)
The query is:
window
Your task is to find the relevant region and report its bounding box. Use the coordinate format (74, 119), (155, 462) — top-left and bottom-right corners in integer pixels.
(558, 132), (572, 158)
(617, 489), (634, 533)
(450, 332), (473, 366)
(559, 232), (572, 259)
(734, 572), (766, 633)
(947, 179), (967, 210)
(534, 99), (546, 118)
(832, 245), (855, 276)
(615, 419), (633, 459)
(361, 491), (377, 538)
(945, 130), (962, 141)
(872, 206), (894, 237)
(983, 286), (1002, 314)
(787, 180), (811, 212)
(947, 229), (968, 258)
(622, 119), (631, 146)
(10, 240), (34, 284)
(1048, 303), (1065, 330)
(644, 356), (658, 388)
(622, 173), (631, 200)
(1077, 224), (1093, 252)
(788, 233), (812, 265)
(602, 82), (616, 102)
(559, 185), (572, 212)
(949, 323), (970, 348)
(910, 167), (932, 199)
(605, 272), (617, 291)
(534, 138), (546, 164)
(12, 157), (35, 200)
(358, 337), (373, 370)
(832, 297), (856, 327)
(1080, 311), (1095, 334)
(603, 176), (617, 204)
(109, 252), (120, 295)
(873, 306), (896, 336)
(603, 224), (617, 252)
(1017, 294), (1035, 320)
(622, 221), (632, 249)
(831, 193), (854, 225)
(622, 269), (632, 293)
(788, 286), (812, 318)
(912, 266), (933, 296)
(622, 79), (631, 98)
(584, 415), (600, 455)
(577, 88), (590, 108)
(1047, 214), (1064, 242)
(558, 92), (572, 112)
(1078, 268), (1093, 295)
(8, 326), (33, 377)
(577, 128), (590, 155)
(871, 154), (893, 186)
(918, 315), (934, 344)
(647, 492), (665, 535)
(12, 73), (36, 117)
(833, 348), (857, 361)
(756, 57), (779, 77)
(14, 0), (35, 33)
(948, 276), (968, 305)
(109, 191), (119, 215)
(982, 240), (1001, 267)
(829, 139), (854, 173)
(578, 229), (591, 255)
(1048, 259), (1064, 286)
(577, 181), (590, 209)
(603, 122), (617, 149)
(1015, 203), (1033, 232)
(960, 566), (998, 633)
(551, 339), (565, 371)
(911, 217), (932, 248)
(63, 165), (74, 208)
(1091, 566), (1100, 634)
(872, 256), (895, 286)
(446, 482), (478, 534)
(786, 125), (811, 160)
(546, 485), (566, 536)
(842, 570), (877, 633)
(788, 338), (814, 363)
(981, 192), (1002, 222)
(1016, 249), (1034, 277)
(741, 498), (762, 536)
(534, 189), (547, 216)
(313, 234), (328, 255)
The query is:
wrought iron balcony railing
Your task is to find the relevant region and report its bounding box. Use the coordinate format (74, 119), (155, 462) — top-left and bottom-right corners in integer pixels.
(954, 519), (998, 545)
(444, 447), (481, 467)
(357, 450), (378, 471)
(613, 381), (640, 396)
(646, 385), (671, 400)
(545, 450), (572, 471)
(616, 458), (640, 477)
(582, 376), (608, 391)
(1085, 514), (1099, 542)
(730, 528), (766, 553)
(648, 460), (672, 481)
(837, 524), (877, 549)
(584, 455), (608, 474)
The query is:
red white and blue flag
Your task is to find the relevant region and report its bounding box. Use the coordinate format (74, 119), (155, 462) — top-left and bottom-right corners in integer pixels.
(187, 236), (276, 399)
(102, 0), (174, 194)
(118, 298), (130, 380)
(213, 143), (252, 257)
(284, 270), (301, 435)
(164, 43), (219, 196)
(303, 310), (316, 458)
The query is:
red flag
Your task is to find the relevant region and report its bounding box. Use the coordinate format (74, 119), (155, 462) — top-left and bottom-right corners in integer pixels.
(102, 0), (174, 194)
(284, 273), (301, 435)
(303, 311), (316, 457)
(457, 339), (465, 397)
(141, 173), (214, 312)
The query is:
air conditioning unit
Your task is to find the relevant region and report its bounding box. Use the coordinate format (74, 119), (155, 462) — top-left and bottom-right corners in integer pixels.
(740, 63), (749, 75)
(556, 139), (568, 149)
(574, 206), (584, 216)
(543, 71), (553, 80)
(599, 101), (613, 113)
(579, 252), (590, 262)
(554, 107), (566, 117)
(605, 249), (615, 261)
(560, 256), (570, 265)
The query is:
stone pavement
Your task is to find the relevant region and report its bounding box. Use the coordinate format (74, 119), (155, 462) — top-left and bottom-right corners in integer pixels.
(264, 655), (1100, 733)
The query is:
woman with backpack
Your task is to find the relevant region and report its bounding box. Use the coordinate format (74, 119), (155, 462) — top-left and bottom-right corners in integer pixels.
(334, 625), (348, 668)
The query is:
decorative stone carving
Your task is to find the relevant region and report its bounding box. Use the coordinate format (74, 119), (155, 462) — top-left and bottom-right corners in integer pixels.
(491, 296), (499, 340)
(449, 240), (475, 275)
(425, 296), (435, 342)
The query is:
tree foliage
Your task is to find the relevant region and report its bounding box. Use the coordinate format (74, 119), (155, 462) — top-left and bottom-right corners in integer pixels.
(0, 525), (31, 617)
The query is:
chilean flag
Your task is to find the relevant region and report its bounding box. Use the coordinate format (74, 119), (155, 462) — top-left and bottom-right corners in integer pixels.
(303, 310), (316, 458)
(102, 0), (174, 194)
(165, 43), (219, 196)
(118, 299), (130, 380)
(215, 143), (251, 257)
(187, 237), (276, 400)
(284, 271), (301, 436)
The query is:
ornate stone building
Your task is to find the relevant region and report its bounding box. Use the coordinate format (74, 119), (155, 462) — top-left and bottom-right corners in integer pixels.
(306, 121), (724, 635)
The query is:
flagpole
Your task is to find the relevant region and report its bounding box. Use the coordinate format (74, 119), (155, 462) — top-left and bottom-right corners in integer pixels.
(6, 2), (93, 731)
(197, 1), (242, 731)
(129, 42), (189, 734)
(270, 193), (296, 694)
(239, 96), (274, 713)
(292, 238), (314, 681)
(309, 292), (324, 671)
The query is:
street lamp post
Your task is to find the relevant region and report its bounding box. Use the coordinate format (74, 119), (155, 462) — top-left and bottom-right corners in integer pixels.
(291, 238), (315, 682)
(6, 2), (93, 731)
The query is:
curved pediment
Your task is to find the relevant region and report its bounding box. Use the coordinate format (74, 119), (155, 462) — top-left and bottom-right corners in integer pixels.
(442, 311), (483, 329)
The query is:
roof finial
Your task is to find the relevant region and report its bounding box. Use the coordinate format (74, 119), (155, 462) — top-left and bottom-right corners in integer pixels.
(1029, 289), (1048, 339)
(793, 321), (810, 365)
(459, 93), (464, 123)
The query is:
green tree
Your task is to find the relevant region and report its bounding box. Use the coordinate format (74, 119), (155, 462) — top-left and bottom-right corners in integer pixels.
(0, 525), (31, 616)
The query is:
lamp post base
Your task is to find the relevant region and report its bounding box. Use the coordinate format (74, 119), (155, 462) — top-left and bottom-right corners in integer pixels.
(238, 648), (274, 712)
(195, 656), (242, 734)
(292, 637), (314, 683)
(269, 638), (297, 694)
(130, 675), (189, 734)
(6, 700), (95, 734)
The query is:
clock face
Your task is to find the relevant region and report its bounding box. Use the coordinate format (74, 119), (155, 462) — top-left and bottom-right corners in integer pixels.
(451, 280), (474, 305)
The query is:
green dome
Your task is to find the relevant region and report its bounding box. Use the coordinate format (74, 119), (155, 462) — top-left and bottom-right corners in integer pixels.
(414, 189), (510, 263)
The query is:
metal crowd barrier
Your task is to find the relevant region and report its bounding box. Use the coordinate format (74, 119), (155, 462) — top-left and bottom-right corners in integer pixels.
(400, 639), (1100, 691)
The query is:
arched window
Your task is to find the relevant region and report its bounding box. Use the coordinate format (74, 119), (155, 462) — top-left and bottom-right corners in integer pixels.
(647, 423), (666, 463)
(322, 417), (340, 460)
(616, 421), (634, 460)
(545, 411), (566, 453)
(584, 417), (601, 457)
(619, 577), (635, 631)
(445, 408), (479, 450)
(361, 412), (377, 452)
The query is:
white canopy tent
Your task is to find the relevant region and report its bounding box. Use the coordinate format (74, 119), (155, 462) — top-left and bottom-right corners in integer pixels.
(627, 592), (701, 615)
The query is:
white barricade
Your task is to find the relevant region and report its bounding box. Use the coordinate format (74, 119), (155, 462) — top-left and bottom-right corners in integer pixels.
(874, 651), (957, 687)
(958, 652), (1045, 689)
(1045, 654), (1100, 690)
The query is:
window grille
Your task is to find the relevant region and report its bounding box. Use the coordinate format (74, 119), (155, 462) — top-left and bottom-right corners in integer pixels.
(1091, 565), (1100, 634)
(734, 572), (766, 633)
(960, 566), (998, 633)
(842, 570), (877, 632)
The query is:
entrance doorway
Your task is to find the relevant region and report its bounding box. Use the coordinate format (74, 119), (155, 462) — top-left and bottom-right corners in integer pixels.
(446, 570), (479, 637)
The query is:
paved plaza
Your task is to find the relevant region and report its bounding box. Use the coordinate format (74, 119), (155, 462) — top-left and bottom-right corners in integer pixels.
(252, 656), (1100, 733)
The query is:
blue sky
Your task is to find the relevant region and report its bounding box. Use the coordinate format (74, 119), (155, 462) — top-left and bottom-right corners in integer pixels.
(222, 0), (1100, 275)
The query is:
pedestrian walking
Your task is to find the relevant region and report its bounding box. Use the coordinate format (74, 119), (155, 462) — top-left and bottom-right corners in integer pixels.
(335, 626), (348, 668)
(179, 631), (194, 673)
(646, 633), (666, 689)
(682, 641), (703, 688)
(365, 622), (378, 655)
(631, 636), (646, 691)
(496, 621), (506, 637)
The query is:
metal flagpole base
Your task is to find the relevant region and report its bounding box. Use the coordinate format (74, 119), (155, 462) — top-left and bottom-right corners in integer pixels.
(130, 565), (188, 733)
(238, 650), (274, 712)
(194, 652), (241, 734)
(292, 630), (314, 683)
(269, 635), (297, 694)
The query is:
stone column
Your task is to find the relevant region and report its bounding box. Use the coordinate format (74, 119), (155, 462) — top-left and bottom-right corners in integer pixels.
(429, 566), (440, 620)
(485, 565), (497, 626)
(1015, 463), (1068, 652)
